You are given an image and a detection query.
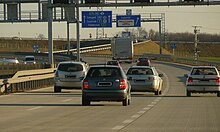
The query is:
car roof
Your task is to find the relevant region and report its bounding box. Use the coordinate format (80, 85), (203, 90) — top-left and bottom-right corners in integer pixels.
(107, 60), (118, 62)
(129, 66), (153, 69)
(90, 65), (120, 68)
(192, 66), (217, 69)
(58, 61), (85, 65)
(25, 56), (35, 58)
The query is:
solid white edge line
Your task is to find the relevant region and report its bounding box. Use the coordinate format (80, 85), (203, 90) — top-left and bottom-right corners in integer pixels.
(157, 69), (170, 96)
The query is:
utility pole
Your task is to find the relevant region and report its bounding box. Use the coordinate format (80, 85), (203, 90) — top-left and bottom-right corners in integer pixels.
(192, 26), (201, 64)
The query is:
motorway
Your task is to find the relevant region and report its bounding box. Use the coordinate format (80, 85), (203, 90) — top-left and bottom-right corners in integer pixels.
(0, 57), (220, 132)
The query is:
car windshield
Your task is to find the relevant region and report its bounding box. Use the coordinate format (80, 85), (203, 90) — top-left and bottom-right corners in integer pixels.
(191, 68), (217, 75)
(58, 63), (83, 72)
(87, 67), (122, 78)
(25, 57), (35, 61)
(127, 68), (153, 75)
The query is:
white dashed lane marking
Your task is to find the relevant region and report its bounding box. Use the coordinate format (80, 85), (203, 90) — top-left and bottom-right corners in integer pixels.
(62, 99), (73, 102)
(137, 111), (146, 114)
(27, 106), (42, 111)
(131, 114), (141, 118)
(123, 120), (134, 124)
(112, 126), (125, 130)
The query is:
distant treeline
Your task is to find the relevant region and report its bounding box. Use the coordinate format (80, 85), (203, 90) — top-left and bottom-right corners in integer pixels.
(148, 29), (220, 42)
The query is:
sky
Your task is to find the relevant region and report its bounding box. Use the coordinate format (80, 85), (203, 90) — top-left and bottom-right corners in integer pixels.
(0, 2), (220, 39)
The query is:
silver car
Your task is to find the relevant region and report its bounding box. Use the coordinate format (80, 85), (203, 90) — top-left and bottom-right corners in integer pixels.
(82, 65), (131, 106)
(54, 61), (88, 92)
(185, 66), (220, 97)
(127, 66), (163, 95)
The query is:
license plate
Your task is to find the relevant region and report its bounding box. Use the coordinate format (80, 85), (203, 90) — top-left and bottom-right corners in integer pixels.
(65, 75), (76, 78)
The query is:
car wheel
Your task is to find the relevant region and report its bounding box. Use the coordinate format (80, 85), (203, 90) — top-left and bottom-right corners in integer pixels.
(154, 90), (159, 95)
(217, 92), (220, 97)
(54, 86), (61, 93)
(122, 96), (128, 106)
(82, 94), (90, 106)
(187, 90), (191, 97)
(159, 90), (162, 95)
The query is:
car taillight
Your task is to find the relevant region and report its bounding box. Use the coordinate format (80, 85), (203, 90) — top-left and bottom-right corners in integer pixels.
(137, 60), (140, 64)
(188, 77), (193, 83)
(148, 77), (155, 81)
(83, 80), (89, 89)
(55, 71), (59, 77)
(216, 77), (220, 83)
(120, 79), (126, 90)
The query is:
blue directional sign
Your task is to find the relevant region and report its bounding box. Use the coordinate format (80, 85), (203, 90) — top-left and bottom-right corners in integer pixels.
(82, 11), (112, 28)
(116, 15), (141, 27)
(171, 43), (177, 49)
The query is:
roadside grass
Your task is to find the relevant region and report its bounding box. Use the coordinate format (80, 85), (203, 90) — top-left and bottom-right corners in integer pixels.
(198, 57), (220, 62)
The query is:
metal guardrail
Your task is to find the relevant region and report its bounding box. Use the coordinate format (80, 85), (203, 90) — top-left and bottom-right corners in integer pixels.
(0, 68), (55, 94)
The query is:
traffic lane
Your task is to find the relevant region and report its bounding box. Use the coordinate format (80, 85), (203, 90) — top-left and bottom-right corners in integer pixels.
(121, 61), (220, 131)
(153, 61), (191, 96)
(0, 87), (162, 132)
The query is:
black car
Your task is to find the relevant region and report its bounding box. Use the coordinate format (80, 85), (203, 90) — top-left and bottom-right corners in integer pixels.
(82, 65), (131, 106)
(136, 57), (151, 66)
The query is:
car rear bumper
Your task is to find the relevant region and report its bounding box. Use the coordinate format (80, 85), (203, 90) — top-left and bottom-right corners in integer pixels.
(54, 81), (82, 89)
(131, 85), (158, 92)
(82, 90), (128, 101)
(186, 85), (220, 93)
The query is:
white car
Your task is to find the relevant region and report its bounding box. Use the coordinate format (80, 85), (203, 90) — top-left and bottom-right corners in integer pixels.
(24, 56), (36, 64)
(54, 61), (89, 92)
(185, 66), (220, 97)
(127, 66), (163, 95)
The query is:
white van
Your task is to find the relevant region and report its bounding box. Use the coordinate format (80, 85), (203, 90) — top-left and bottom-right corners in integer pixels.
(24, 56), (36, 64)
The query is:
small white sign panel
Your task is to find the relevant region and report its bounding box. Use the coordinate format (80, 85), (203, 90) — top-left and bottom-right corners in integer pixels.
(118, 20), (134, 27)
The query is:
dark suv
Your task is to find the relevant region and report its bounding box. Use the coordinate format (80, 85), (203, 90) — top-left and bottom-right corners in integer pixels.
(136, 57), (151, 66)
(82, 65), (131, 106)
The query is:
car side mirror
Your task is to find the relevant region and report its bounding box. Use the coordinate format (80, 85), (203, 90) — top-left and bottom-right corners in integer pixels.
(159, 74), (163, 77)
(184, 74), (188, 78)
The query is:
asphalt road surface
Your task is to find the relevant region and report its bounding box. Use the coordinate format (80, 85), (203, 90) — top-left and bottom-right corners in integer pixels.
(0, 57), (219, 132)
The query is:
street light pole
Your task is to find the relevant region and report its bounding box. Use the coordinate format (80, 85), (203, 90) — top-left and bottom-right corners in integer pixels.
(76, 0), (80, 61)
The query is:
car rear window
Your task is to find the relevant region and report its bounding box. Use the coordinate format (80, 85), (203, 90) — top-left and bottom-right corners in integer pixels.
(191, 68), (217, 75)
(87, 67), (122, 78)
(58, 63), (83, 72)
(127, 68), (153, 75)
(25, 57), (35, 61)
(139, 58), (149, 61)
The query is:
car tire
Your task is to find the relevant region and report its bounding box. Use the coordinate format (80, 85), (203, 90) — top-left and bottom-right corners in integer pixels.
(82, 94), (90, 106)
(217, 92), (220, 97)
(54, 86), (61, 93)
(122, 96), (128, 106)
(187, 90), (191, 97)
(159, 90), (162, 95)
(154, 90), (159, 95)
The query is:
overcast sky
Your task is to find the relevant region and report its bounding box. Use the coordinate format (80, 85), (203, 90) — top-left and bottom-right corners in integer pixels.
(0, 3), (219, 39)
